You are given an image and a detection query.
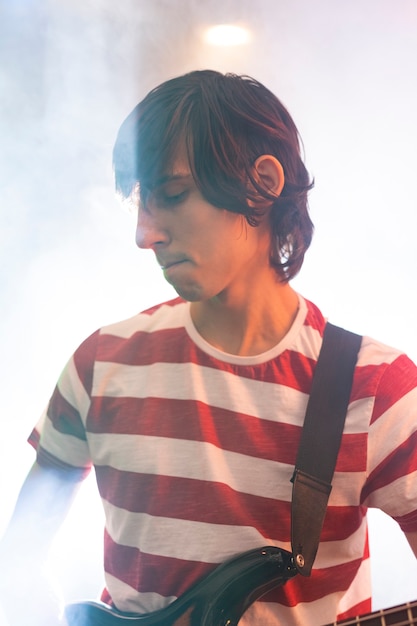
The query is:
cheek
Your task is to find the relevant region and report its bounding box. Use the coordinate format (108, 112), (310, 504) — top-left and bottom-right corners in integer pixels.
(191, 209), (249, 268)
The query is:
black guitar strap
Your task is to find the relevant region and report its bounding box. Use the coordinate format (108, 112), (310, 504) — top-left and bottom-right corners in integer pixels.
(291, 322), (362, 576)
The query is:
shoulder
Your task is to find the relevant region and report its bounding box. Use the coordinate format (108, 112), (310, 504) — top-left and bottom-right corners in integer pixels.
(98, 296), (187, 338)
(301, 294), (415, 377)
(73, 297), (187, 355)
(300, 296), (417, 399)
(357, 335), (417, 395)
(69, 297), (189, 371)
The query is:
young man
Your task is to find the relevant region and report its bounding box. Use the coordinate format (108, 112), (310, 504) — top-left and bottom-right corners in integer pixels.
(1, 70), (417, 626)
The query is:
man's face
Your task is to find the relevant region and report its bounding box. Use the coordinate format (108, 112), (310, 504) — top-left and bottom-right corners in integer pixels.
(135, 153), (272, 304)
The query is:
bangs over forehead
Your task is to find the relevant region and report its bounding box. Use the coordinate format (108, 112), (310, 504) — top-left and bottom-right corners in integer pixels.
(113, 78), (196, 200)
(113, 70), (308, 205)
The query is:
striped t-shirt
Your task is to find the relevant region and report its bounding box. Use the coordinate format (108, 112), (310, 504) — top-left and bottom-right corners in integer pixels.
(32, 295), (417, 626)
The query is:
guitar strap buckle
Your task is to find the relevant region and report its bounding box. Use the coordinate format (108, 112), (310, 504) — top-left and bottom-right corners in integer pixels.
(290, 323), (362, 576)
(291, 469), (332, 575)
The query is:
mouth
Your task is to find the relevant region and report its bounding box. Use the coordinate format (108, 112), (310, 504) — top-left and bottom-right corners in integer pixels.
(159, 259), (187, 270)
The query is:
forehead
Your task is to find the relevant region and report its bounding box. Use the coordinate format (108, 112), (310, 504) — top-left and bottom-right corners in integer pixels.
(147, 145), (192, 189)
(166, 142), (191, 174)
(136, 151), (194, 204)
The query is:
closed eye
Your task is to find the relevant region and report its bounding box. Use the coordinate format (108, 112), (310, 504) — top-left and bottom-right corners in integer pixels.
(151, 188), (188, 209)
(145, 173), (193, 209)
(161, 191), (187, 205)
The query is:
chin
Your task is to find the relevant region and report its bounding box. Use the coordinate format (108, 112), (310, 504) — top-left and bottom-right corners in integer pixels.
(171, 283), (206, 302)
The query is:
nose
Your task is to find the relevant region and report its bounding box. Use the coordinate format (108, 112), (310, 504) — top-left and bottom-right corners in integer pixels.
(135, 203), (169, 250)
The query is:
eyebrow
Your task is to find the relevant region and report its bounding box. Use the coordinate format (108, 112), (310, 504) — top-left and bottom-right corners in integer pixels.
(150, 173), (194, 190)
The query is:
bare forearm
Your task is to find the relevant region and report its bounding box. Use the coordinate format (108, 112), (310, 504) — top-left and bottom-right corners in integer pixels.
(0, 461), (82, 625)
(1, 461), (82, 558)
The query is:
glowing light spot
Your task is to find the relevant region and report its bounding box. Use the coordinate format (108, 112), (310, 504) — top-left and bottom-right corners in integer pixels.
(203, 24), (251, 47)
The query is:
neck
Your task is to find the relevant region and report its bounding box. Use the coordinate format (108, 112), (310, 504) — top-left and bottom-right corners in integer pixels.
(190, 281), (299, 356)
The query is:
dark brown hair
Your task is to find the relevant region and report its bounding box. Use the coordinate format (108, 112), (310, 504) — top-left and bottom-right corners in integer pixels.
(113, 70), (314, 281)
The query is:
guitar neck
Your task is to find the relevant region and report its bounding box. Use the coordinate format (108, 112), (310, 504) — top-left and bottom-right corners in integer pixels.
(334, 600), (417, 626)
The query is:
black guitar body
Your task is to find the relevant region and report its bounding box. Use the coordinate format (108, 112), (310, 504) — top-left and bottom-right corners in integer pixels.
(65, 545), (297, 626)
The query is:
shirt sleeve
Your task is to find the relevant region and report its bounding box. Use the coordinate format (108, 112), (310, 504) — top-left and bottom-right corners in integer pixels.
(361, 353), (417, 532)
(28, 330), (101, 481)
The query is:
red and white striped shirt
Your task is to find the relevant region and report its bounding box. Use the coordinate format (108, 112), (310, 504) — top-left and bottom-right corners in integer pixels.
(31, 295), (417, 626)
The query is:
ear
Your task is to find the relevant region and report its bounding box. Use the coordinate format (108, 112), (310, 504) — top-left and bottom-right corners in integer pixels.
(252, 155), (285, 197)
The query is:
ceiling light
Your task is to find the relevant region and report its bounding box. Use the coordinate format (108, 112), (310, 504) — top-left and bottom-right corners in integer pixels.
(203, 24), (251, 47)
